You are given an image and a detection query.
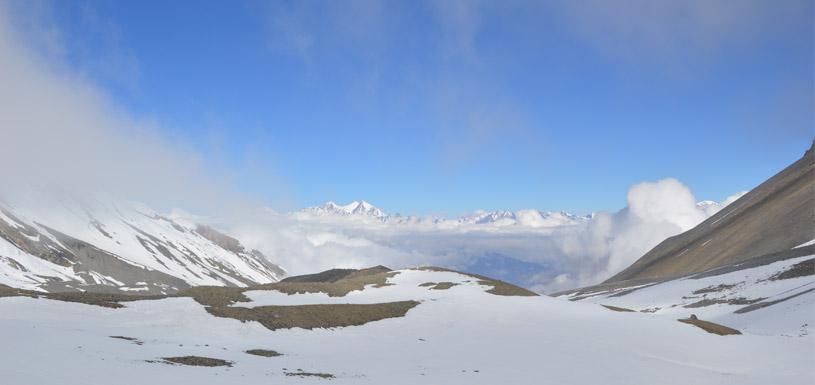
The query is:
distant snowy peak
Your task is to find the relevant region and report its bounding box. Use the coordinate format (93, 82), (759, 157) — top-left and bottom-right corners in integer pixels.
(299, 201), (590, 228)
(303, 200), (387, 218)
(452, 209), (590, 228)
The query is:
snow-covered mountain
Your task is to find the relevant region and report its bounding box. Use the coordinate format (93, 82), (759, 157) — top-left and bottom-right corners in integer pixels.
(301, 201), (387, 218)
(0, 197), (285, 294)
(298, 200), (590, 228)
(449, 209), (590, 227)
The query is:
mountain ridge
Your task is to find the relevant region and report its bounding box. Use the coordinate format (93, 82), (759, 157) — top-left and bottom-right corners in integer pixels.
(0, 197), (285, 294)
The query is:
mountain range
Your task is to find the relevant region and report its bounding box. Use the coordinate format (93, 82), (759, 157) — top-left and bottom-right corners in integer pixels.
(298, 199), (736, 229)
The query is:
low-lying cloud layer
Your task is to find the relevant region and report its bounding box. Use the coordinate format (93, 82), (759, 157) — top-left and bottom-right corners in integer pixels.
(209, 179), (745, 293)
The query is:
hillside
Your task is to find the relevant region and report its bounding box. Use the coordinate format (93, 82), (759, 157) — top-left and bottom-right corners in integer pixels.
(606, 142), (814, 283)
(0, 197), (285, 294)
(558, 143), (814, 344)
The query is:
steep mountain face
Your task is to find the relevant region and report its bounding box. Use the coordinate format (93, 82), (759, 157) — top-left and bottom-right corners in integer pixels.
(606, 143), (814, 283)
(0, 198), (285, 294)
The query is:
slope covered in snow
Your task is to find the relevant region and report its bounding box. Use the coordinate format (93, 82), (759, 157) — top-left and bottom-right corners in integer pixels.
(558, 244), (814, 336)
(0, 266), (811, 385)
(0, 196), (285, 293)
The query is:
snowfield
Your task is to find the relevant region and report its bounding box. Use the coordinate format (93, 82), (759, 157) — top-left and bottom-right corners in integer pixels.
(0, 268), (811, 385)
(560, 254), (815, 337)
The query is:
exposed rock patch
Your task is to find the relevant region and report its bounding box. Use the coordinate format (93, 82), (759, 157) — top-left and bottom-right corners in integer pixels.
(415, 267), (538, 297)
(285, 371), (335, 379)
(768, 259), (814, 281)
(109, 336), (144, 345)
(684, 297), (765, 308)
(206, 301), (420, 331)
(420, 282), (459, 290)
(245, 349), (281, 357)
(678, 316), (741, 336)
(161, 356), (233, 367)
(602, 304), (635, 312)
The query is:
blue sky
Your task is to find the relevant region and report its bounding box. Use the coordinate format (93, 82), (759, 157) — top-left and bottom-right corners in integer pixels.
(11, 0), (813, 215)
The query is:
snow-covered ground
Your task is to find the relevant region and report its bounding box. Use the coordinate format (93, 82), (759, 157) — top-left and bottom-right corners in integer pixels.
(0, 268), (811, 385)
(560, 255), (815, 337)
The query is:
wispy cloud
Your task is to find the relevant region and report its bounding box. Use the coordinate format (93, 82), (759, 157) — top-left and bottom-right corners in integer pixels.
(262, 0), (542, 171)
(551, 0), (809, 76)
(0, 2), (250, 213)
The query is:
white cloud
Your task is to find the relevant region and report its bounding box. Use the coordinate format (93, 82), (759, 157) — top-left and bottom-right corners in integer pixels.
(0, 2), (250, 214)
(206, 179), (744, 293)
(554, 0), (793, 72)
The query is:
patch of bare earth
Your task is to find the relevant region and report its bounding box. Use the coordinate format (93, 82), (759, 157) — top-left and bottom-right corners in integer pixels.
(245, 349), (281, 357)
(415, 267), (538, 297)
(109, 336), (144, 345)
(684, 297), (765, 308)
(285, 370), (335, 379)
(419, 282), (459, 290)
(735, 288), (815, 314)
(601, 304), (635, 312)
(0, 284), (32, 298)
(42, 292), (166, 308)
(177, 267), (400, 316)
(692, 283), (739, 295)
(768, 259), (814, 281)
(678, 315), (741, 336)
(0, 284), (166, 308)
(161, 356), (233, 367)
(255, 270), (397, 297)
(177, 286), (250, 307)
(207, 301), (419, 330)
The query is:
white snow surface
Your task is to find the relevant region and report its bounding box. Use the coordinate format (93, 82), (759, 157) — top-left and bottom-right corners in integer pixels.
(561, 255), (815, 337)
(0, 268), (812, 385)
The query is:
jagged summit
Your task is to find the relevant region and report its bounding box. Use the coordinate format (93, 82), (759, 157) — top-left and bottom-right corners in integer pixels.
(299, 200), (589, 228)
(306, 200), (387, 218)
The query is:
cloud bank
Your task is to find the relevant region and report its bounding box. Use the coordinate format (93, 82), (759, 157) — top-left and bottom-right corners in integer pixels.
(210, 179), (745, 293)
